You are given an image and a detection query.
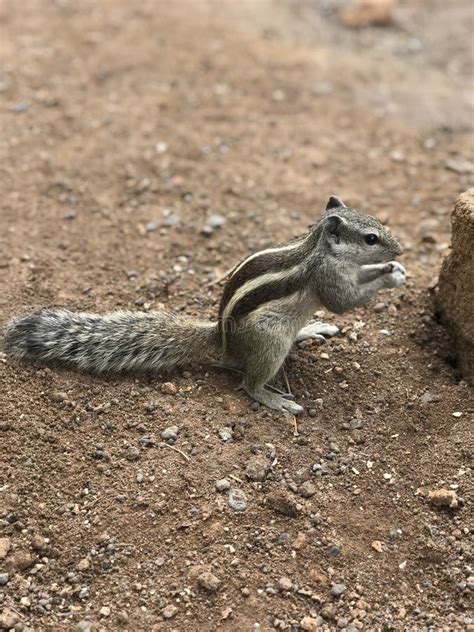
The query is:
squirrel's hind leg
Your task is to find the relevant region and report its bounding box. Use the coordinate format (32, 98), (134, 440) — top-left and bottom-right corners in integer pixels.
(239, 338), (303, 415)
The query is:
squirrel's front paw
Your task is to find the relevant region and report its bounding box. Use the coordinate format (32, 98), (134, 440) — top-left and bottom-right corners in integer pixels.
(383, 261), (406, 288)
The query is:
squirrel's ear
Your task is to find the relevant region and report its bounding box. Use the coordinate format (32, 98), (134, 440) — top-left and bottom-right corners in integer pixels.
(325, 214), (347, 239)
(325, 195), (346, 212)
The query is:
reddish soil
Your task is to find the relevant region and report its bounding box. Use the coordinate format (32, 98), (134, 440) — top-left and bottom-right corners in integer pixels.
(0, 1), (473, 631)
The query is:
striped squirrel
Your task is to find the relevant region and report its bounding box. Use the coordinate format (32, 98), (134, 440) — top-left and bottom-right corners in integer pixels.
(4, 196), (405, 414)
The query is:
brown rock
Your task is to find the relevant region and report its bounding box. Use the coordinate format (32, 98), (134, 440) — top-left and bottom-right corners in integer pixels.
(278, 576), (293, 591)
(197, 571), (221, 593)
(300, 615), (320, 631)
(436, 189), (474, 383)
(0, 608), (21, 629)
(428, 488), (458, 509)
(50, 390), (68, 402)
(160, 382), (177, 395)
(340, 0), (394, 28)
(31, 534), (48, 553)
(188, 564), (212, 582)
(7, 551), (34, 572)
(76, 557), (91, 572)
(298, 481), (316, 498)
(293, 531), (308, 550)
(162, 605), (178, 619)
(245, 456), (270, 482)
(221, 606), (232, 620)
(266, 490), (300, 517)
(0, 537), (11, 560)
(308, 568), (328, 585)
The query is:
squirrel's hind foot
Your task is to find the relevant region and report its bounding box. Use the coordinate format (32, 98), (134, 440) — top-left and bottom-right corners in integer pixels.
(295, 321), (340, 343)
(243, 384), (304, 415)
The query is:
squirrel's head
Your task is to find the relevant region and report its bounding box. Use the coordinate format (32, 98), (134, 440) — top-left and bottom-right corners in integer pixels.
(319, 195), (403, 265)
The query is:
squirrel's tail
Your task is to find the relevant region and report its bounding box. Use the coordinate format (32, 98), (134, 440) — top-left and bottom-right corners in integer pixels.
(3, 308), (222, 373)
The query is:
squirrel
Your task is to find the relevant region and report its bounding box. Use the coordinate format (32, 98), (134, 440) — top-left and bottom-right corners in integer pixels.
(3, 196), (405, 414)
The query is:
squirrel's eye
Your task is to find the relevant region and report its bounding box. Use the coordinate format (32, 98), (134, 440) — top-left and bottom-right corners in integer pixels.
(364, 233), (379, 245)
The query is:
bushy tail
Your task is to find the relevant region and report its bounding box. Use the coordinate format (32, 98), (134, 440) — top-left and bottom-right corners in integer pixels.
(3, 308), (222, 373)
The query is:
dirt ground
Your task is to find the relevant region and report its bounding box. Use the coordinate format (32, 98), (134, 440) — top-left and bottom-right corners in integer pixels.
(1, 1), (473, 631)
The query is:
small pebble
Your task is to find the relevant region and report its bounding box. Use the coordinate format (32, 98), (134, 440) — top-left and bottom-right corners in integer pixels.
(292, 532), (307, 550)
(298, 481), (316, 498)
(218, 427), (234, 443)
(126, 446), (140, 462)
(0, 537), (11, 559)
(0, 573), (9, 585)
(445, 158), (473, 174)
(266, 490), (299, 517)
(330, 583), (346, 597)
(116, 611), (129, 625)
(161, 426), (179, 444)
(215, 478), (231, 492)
(161, 213), (179, 228)
(162, 604), (178, 619)
(197, 571), (221, 592)
(31, 534), (48, 553)
(75, 558), (90, 572)
(50, 391), (68, 403)
(228, 488), (247, 512)
(201, 224), (214, 237)
(428, 488), (458, 509)
(160, 381), (177, 395)
(326, 544), (341, 558)
(12, 101), (29, 112)
(8, 551), (34, 571)
(246, 456), (270, 482)
(207, 214), (226, 229)
(278, 576), (293, 591)
(300, 616), (322, 631)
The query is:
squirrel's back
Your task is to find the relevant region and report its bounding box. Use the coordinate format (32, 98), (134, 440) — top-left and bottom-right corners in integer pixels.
(4, 308), (221, 373)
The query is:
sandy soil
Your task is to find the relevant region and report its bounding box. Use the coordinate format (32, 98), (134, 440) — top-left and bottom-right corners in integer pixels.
(1, 1), (473, 631)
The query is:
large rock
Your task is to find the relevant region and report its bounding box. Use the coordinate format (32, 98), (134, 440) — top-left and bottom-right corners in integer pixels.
(436, 189), (474, 384)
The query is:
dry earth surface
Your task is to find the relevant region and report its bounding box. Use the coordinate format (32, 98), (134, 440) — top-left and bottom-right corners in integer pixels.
(1, 1), (473, 631)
